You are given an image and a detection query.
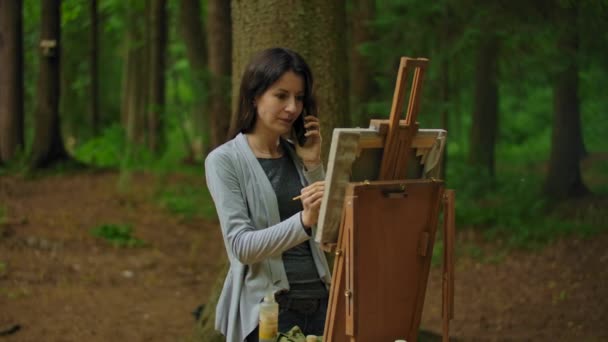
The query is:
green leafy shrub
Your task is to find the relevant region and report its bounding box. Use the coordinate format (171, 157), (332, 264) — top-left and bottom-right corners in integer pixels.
(446, 156), (606, 250)
(90, 223), (146, 247)
(157, 184), (216, 221)
(73, 124), (128, 168)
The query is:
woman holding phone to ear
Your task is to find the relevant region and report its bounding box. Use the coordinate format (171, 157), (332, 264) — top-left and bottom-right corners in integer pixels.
(205, 47), (330, 341)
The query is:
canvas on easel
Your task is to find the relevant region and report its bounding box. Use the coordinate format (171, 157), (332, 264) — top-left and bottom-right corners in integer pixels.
(315, 127), (446, 249)
(317, 57), (455, 342)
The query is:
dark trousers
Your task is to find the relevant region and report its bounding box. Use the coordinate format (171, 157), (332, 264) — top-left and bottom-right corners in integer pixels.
(246, 296), (328, 342)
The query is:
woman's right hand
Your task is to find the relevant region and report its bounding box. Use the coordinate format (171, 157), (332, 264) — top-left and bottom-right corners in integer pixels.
(299, 181), (325, 227)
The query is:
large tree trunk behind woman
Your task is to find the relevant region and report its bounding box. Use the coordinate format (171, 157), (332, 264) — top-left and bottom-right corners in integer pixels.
(229, 0), (349, 162)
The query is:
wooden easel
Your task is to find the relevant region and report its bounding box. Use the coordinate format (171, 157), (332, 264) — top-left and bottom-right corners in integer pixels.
(322, 58), (455, 341)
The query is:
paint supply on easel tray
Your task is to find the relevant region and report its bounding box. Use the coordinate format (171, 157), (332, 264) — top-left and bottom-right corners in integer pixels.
(259, 291), (278, 342)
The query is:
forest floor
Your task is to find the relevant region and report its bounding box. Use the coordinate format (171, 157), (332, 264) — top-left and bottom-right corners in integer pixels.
(0, 170), (606, 341)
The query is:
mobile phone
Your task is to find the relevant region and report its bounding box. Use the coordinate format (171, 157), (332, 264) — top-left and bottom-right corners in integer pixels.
(293, 115), (307, 146)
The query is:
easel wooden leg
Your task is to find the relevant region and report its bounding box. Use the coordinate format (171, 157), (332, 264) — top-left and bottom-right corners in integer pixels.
(324, 205), (349, 342)
(442, 190), (455, 342)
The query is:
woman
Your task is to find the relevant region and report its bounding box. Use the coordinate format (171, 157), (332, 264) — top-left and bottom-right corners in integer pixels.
(205, 48), (331, 342)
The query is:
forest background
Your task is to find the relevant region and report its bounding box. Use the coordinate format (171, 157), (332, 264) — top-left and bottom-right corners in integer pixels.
(0, 0), (607, 341)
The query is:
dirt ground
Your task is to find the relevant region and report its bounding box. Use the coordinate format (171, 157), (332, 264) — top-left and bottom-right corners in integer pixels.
(0, 171), (606, 341)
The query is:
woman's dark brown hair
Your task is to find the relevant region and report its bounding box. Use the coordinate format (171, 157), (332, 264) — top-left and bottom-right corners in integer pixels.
(230, 47), (317, 142)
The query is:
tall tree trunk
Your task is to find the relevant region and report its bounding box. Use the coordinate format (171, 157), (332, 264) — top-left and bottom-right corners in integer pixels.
(178, 0), (208, 153)
(90, 0), (99, 136)
(179, 0), (207, 76)
(349, 0), (376, 127)
(147, 0), (167, 153)
(60, 38), (77, 141)
(230, 0), (349, 163)
(121, 1), (148, 146)
(31, 0), (69, 168)
(0, 0), (24, 164)
(206, 0), (231, 149)
(543, 4), (588, 199)
(468, 33), (499, 177)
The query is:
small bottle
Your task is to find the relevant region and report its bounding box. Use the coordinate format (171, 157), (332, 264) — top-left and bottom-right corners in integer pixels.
(259, 291), (278, 342)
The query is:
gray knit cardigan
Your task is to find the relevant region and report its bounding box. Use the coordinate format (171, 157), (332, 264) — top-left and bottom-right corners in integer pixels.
(204, 133), (331, 342)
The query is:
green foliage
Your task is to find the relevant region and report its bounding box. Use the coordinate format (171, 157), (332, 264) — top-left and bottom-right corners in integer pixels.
(151, 116), (198, 171)
(71, 118), (212, 219)
(431, 239), (443, 267)
(581, 63), (608, 151)
(0, 261), (6, 277)
(73, 124), (128, 168)
(22, 0), (41, 133)
(449, 162), (547, 229)
(0, 287), (30, 300)
(0, 139), (34, 177)
(20, 149), (83, 177)
(157, 182), (216, 221)
(72, 121), (190, 172)
(585, 157), (608, 193)
(61, 1), (84, 25)
(447, 155), (607, 250)
(463, 244), (484, 261)
(90, 223), (146, 247)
